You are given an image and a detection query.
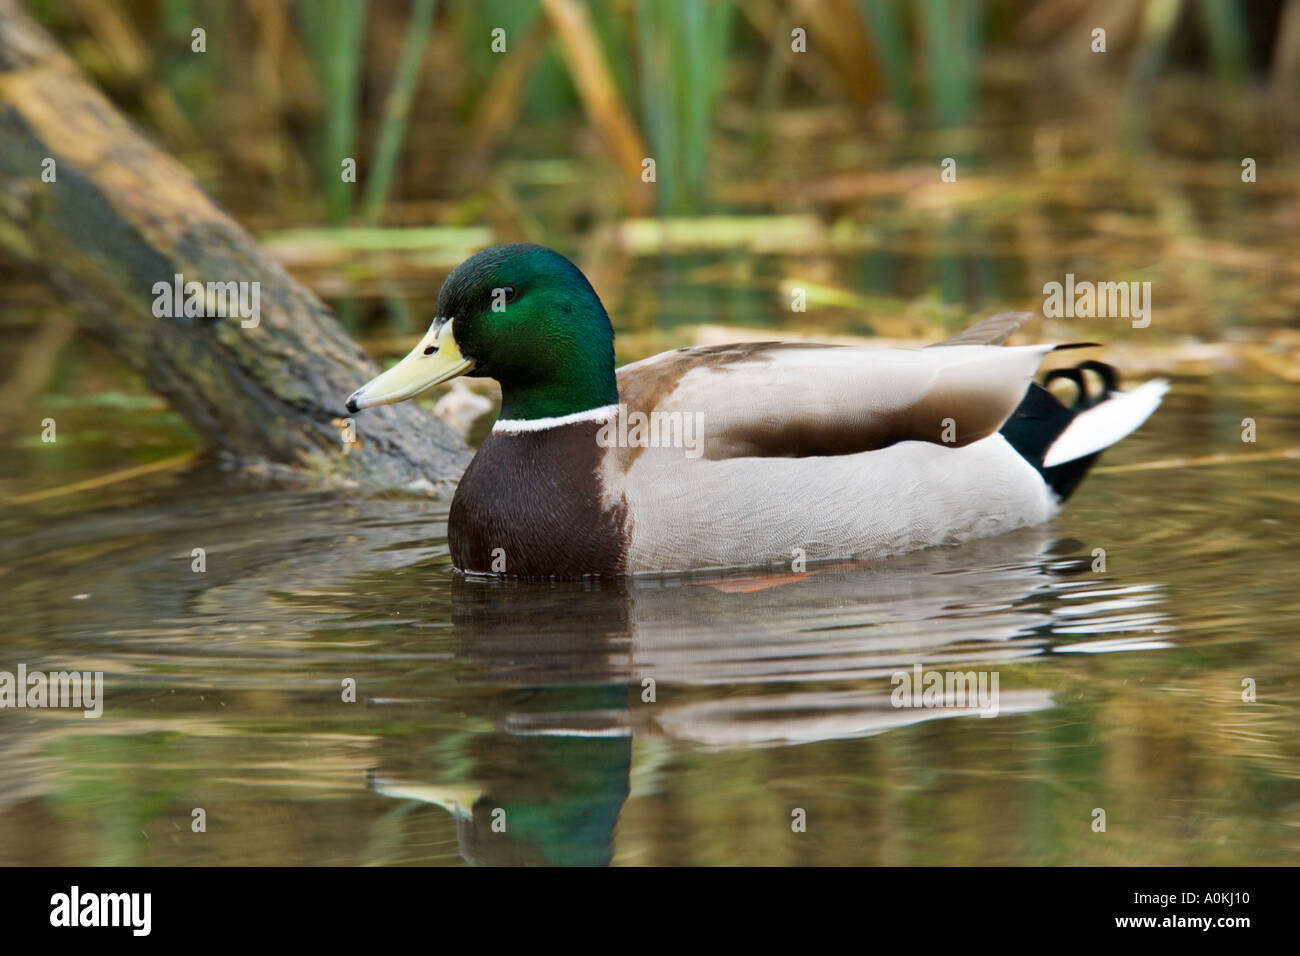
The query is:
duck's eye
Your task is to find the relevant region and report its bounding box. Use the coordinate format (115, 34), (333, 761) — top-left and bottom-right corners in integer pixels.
(500, 285), (519, 304)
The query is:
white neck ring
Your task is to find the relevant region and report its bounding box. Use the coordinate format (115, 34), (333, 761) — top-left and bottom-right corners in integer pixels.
(492, 403), (620, 435)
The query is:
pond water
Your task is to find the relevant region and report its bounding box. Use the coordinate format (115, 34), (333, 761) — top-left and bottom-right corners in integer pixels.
(1, 382), (1297, 865)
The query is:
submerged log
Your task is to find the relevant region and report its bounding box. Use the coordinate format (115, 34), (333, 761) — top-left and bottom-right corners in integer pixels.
(0, 0), (470, 491)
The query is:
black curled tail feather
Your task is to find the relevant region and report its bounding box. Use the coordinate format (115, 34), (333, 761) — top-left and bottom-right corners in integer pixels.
(999, 361), (1118, 501)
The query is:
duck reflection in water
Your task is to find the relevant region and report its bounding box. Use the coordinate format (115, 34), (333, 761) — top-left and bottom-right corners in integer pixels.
(367, 528), (1170, 866)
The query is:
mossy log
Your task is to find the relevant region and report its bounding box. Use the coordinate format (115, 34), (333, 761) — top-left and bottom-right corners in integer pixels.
(0, 0), (470, 491)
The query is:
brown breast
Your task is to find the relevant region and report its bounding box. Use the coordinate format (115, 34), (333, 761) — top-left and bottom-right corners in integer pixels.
(448, 419), (630, 578)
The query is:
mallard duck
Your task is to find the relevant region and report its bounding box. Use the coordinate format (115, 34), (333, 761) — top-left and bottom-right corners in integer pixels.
(346, 244), (1167, 578)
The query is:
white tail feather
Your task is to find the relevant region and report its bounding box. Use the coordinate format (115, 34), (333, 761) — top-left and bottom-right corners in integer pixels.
(1042, 379), (1170, 468)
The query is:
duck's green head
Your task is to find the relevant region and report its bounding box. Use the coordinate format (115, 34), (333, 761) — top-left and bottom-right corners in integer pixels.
(346, 244), (617, 421)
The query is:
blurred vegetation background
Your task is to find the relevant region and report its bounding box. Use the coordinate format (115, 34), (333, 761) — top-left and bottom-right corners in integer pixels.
(7, 1), (1298, 305)
(3, 0), (1300, 490)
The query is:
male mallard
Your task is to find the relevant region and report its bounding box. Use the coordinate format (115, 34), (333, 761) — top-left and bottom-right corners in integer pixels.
(346, 244), (1167, 578)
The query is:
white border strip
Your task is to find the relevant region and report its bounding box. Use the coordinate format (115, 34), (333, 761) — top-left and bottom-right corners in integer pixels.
(493, 403), (620, 435)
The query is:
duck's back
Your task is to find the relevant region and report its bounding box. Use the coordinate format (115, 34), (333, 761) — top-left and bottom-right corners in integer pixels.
(602, 340), (1160, 574)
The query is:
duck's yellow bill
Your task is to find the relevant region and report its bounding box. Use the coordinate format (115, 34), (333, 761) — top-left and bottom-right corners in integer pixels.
(346, 319), (473, 412)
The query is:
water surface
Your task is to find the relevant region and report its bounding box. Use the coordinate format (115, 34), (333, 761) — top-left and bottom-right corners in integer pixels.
(1, 386), (1296, 866)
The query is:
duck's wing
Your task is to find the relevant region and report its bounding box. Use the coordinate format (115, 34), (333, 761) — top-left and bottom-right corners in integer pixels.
(927, 310), (1034, 347)
(615, 338), (1067, 461)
